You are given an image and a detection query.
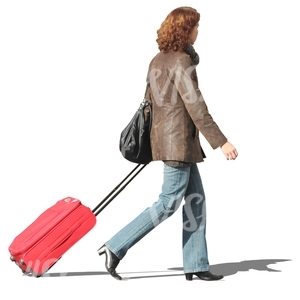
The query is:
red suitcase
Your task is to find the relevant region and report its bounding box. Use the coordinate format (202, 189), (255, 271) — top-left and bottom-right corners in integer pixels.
(8, 164), (146, 277)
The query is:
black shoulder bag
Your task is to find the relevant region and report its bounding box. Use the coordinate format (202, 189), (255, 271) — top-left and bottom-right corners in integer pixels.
(119, 83), (152, 165)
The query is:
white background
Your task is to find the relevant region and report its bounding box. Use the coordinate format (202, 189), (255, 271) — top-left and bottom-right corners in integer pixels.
(0, 0), (299, 298)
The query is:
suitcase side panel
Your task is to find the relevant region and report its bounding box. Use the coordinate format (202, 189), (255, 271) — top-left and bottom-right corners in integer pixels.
(9, 197), (82, 255)
(13, 204), (96, 276)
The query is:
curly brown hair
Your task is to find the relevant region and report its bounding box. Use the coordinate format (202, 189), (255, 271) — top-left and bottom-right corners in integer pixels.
(156, 7), (200, 52)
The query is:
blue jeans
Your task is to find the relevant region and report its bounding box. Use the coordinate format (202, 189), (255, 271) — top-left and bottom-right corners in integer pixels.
(105, 163), (209, 273)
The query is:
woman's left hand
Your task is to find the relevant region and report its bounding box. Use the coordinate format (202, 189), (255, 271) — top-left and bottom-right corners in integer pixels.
(221, 141), (238, 160)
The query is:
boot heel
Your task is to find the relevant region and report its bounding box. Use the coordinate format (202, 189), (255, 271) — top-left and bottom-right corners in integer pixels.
(97, 245), (106, 256)
(185, 273), (193, 281)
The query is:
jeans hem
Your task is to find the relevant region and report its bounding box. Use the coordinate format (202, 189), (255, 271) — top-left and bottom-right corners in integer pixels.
(184, 268), (209, 273)
(104, 243), (123, 260)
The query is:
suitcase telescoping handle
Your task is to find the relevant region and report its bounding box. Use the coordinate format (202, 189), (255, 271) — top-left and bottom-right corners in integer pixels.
(92, 164), (147, 217)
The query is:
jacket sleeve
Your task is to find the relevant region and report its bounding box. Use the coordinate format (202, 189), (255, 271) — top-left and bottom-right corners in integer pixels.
(173, 55), (227, 149)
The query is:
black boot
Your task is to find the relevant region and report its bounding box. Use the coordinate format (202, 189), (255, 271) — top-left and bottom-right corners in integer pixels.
(98, 244), (121, 280)
(185, 271), (224, 281)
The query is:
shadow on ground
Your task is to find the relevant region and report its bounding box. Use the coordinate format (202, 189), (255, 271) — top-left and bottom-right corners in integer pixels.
(35, 258), (291, 279)
(168, 258), (292, 277)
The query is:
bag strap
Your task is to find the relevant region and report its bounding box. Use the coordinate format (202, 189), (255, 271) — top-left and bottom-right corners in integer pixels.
(139, 81), (152, 130)
(144, 81), (151, 101)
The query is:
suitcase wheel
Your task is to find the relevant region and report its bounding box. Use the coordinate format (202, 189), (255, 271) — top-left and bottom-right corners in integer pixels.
(22, 270), (31, 275)
(10, 256), (15, 262)
(19, 259), (25, 265)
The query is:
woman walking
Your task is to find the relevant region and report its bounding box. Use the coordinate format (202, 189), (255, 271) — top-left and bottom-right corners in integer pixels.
(98, 6), (238, 281)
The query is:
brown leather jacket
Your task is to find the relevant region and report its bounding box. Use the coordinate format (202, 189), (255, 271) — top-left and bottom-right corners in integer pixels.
(145, 50), (227, 164)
